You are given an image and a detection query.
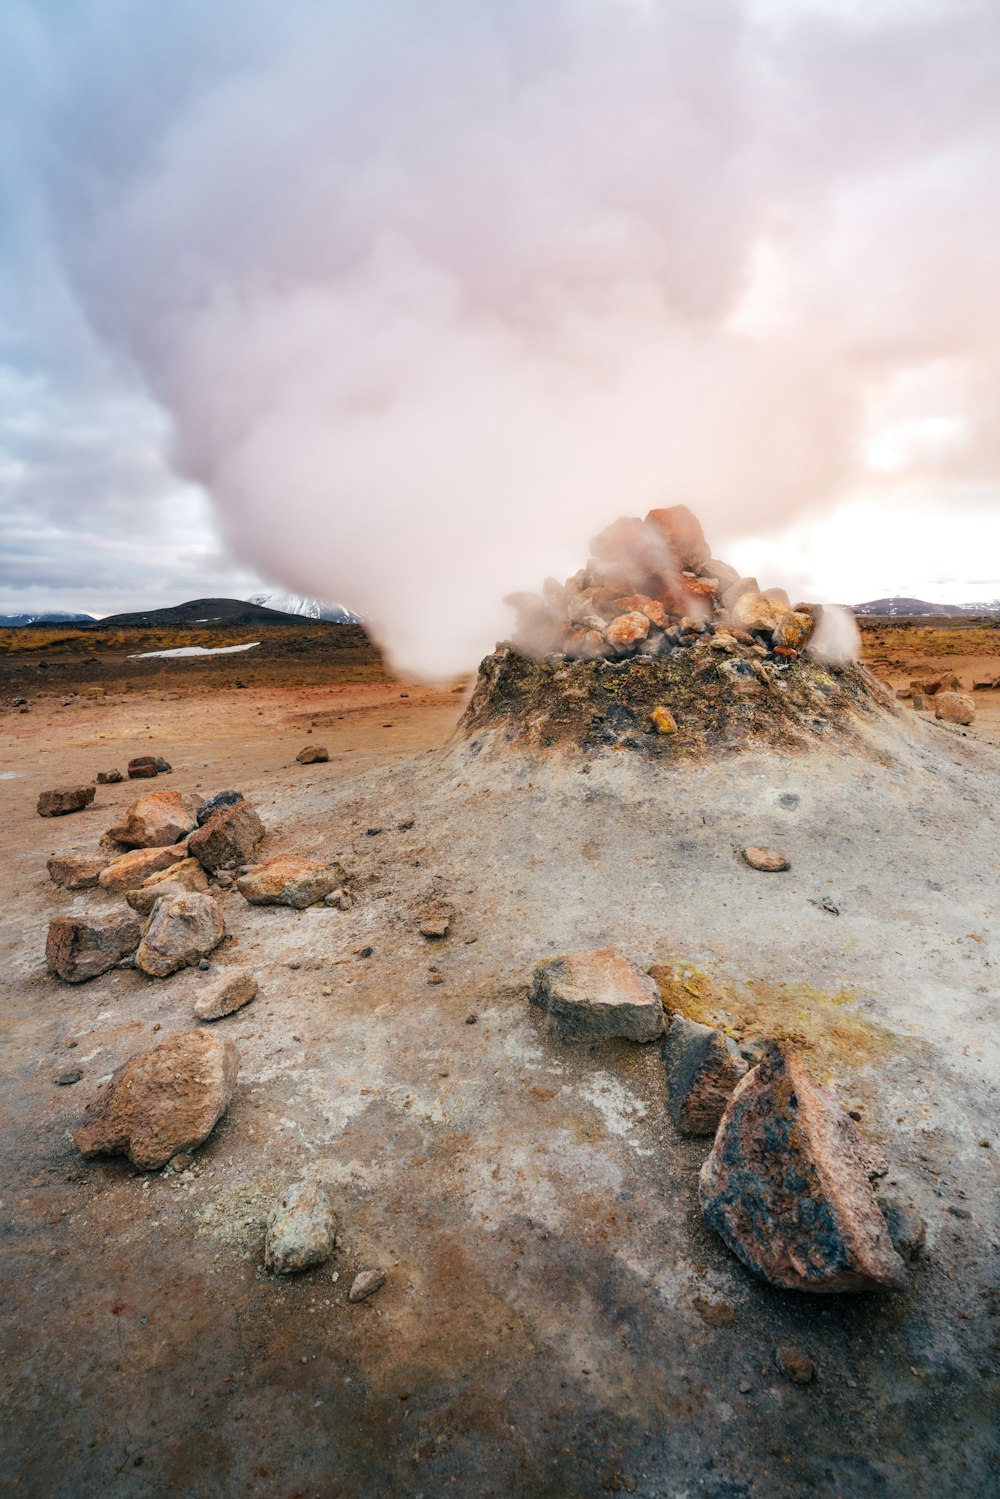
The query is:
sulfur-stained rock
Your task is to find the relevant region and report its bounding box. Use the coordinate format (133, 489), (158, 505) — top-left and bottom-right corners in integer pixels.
(126, 857), (209, 915)
(46, 852), (109, 890)
(135, 891), (226, 978)
(699, 1042), (907, 1293)
(98, 843), (191, 893)
(188, 800), (265, 873)
(296, 745), (329, 764)
(934, 691), (975, 726)
(605, 611), (651, 648)
(127, 756), (159, 779)
(529, 948), (664, 1042)
(193, 968), (258, 1021)
(773, 610), (816, 653)
(729, 592), (785, 636)
(37, 785), (95, 818)
(264, 1181), (336, 1273)
(237, 856), (345, 910)
(46, 912), (142, 984)
(107, 790), (200, 849)
(665, 1016), (748, 1136)
(650, 705), (677, 735)
(74, 1029), (239, 1170)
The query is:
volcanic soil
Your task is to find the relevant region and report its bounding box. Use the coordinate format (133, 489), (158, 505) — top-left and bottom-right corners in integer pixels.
(0, 619), (997, 1498)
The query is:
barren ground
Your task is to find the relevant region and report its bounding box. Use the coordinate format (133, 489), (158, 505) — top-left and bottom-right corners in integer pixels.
(0, 620), (997, 1498)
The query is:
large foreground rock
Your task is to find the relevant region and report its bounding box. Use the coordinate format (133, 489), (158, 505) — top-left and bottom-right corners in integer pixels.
(188, 800), (265, 872)
(74, 1030), (239, 1170)
(107, 790), (199, 849)
(665, 1016), (748, 1135)
(135, 891), (226, 978)
(264, 1181), (336, 1273)
(699, 1042), (906, 1293)
(529, 948), (664, 1042)
(237, 856), (345, 910)
(37, 785), (95, 817)
(98, 843), (191, 893)
(126, 857), (209, 915)
(47, 912), (141, 983)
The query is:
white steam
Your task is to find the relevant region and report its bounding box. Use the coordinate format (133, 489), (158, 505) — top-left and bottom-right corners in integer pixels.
(4, 0), (999, 675)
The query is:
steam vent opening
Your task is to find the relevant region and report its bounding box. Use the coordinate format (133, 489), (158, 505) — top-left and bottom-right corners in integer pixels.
(460, 505), (891, 757)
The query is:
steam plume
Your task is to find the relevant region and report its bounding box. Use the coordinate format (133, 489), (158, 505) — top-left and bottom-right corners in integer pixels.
(4, 1), (998, 675)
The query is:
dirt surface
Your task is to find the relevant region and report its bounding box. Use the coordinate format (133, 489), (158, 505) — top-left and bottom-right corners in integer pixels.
(0, 622), (997, 1498)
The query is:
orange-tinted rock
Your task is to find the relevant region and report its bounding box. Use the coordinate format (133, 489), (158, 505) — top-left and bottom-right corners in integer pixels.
(187, 800), (265, 873)
(650, 706), (677, 734)
(699, 1042), (907, 1293)
(666, 1017), (748, 1135)
(922, 672), (961, 695)
(529, 948), (664, 1042)
(46, 912), (141, 984)
(934, 691), (975, 726)
(126, 857), (210, 915)
(135, 891), (226, 977)
(127, 757), (159, 779)
(729, 592), (784, 636)
(605, 611), (651, 647)
(645, 505), (711, 571)
(98, 843), (191, 893)
(106, 790), (199, 848)
(46, 852), (109, 890)
(37, 785), (95, 817)
(773, 610), (816, 652)
(237, 856), (345, 909)
(74, 1029), (239, 1170)
(742, 846), (790, 872)
(564, 628), (606, 661)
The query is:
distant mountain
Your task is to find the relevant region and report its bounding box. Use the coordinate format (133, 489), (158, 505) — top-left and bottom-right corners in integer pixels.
(248, 591), (361, 623)
(853, 597), (974, 618)
(95, 596), (348, 629)
(0, 611), (96, 628)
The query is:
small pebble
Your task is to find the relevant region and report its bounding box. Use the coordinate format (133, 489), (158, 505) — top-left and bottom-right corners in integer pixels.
(55, 1071), (82, 1086)
(742, 846), (791, 873)
(198, 959), (210, 972)
(287, 960), (301, 970)
(465, 1013), (477, 1025)
(349, 1268), (385, 1303)
(775, 1346), (815, 1385)
(66, 1039), (78, 1049)
(738, 1380), (753, 1394)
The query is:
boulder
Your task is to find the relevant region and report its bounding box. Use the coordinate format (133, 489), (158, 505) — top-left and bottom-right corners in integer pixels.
(605, 611), (651, 648)
(127, 756), (159, 779)
(74, 1029), (238, 1170)
(46, 852), (109, 891)
(37, 785), (95, 818)
(264, 1181), (336, 1273)
(135, 891), (226, 978)
(529, 948), (665, 1042)
(95, 769), (124, 784)
(187, 800), (265, 872)
(106, 790), (200, 848)
(741, 845), (790, 872)
(46, 912), (142, 984)
(193, 968), (258, 1021)
(237, 856), (345, 910)
(729, 592), (784, 636)
(645, 505), (711, 571)
(665, 1016), (748, 1136)
(773, 610), (816, 653)
(126, 857), (209, 915)
(98, 843), (191, 893)
(699, 1042), (907, 1293)
(296, 745), (330, 764)
(195, 789), (244, 826)
(934, 691), (975, 726)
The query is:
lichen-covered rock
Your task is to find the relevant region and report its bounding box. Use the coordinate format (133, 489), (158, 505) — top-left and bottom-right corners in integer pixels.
(46, 852), (109, 890)
(264, 1181), (336, 1273)
(187, 800), (265, 872)
(106, 790), (199, 849)
(529, 948), (664, 1042)
(135, 891), (226, 978)
(37, 785), (95, 817)
(237, 856), (345, 909)
(934, 691), (975, 726)
(193, 968), (258, 1021)
(46, 912), (141, 983)
(98, 843), (191, 893)
(699, 1042), (907, 1293)
(74, 1029), (239, 1170)
(126, 857), (209, 915)
(665, 1016), (748, 1135)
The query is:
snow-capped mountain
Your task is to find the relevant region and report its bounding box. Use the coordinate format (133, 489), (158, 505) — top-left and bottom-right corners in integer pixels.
(248, 592), (361, 623)
(0, 611), (95, 627)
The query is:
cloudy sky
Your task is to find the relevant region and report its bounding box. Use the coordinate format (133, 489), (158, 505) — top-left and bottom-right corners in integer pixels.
(1, 1), (998, 665)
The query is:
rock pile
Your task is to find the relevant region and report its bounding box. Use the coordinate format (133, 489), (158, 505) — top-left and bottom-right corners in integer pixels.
(505, 505), (821, 665)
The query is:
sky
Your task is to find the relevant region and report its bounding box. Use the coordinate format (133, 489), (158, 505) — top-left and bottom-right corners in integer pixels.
(1, 1), (999, 665)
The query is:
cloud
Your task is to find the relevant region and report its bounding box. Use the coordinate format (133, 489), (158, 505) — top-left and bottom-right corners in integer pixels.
(1, 0), (998, 667)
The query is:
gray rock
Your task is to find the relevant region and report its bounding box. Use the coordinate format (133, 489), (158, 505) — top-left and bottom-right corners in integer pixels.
(529, 948), (664, 1042)
(135, 891), (226, 978)
(264, 1182), (336, 1274)
(349, 1268), (386, 1302)
(665, 1016), (748, 1135)
(194, 969), (258, 1021)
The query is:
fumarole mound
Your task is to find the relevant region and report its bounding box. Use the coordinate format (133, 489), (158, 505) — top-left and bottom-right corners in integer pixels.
(461, 504), (892, 757)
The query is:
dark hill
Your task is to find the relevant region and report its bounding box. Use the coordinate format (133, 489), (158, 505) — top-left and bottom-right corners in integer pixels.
(853, 597), (970, 618)
(92, 597), (334, 630)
